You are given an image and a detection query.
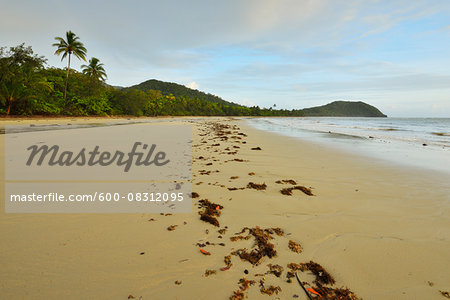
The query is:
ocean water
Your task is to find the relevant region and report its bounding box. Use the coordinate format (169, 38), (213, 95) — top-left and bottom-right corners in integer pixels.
(245, 117), (450, 175)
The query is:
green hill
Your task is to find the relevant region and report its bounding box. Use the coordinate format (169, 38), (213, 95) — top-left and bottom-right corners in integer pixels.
(127, 79), (240, 107)
(301, 101), (387, 117)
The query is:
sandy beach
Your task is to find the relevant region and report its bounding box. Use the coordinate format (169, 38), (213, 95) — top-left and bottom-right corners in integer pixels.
(1, 117), (449, 299)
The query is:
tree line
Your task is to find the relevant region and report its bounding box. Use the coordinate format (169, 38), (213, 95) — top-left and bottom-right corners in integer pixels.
(1, 31), (308, 117)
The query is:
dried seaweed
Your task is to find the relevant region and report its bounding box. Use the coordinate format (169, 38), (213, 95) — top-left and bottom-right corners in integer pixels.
(300, 261), (335, 285)
(281, 185), (314, 196)
(167, 225), (178, 231)
(205, 269), (217, 277)
(260, 285), (282, 296)
(238, 278), (256, 291)
(200, 214), (219, 227)
(198, 199), (223, 227)
(312, 283), (360, 300)
(231, 227), (277, 265)
(230, 290), (246, 300)
(441, 291), (450, 299)
(247, 182), (267, 190)
(251, 147), (262, 150)
(268, 264), (284, 277)
(288, 240), (303, 253)
(230, 235), (252, 241)
(275, 179), (297, 185)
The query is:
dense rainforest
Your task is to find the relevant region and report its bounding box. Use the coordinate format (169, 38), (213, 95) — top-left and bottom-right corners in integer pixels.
(0, 37), (386, 118)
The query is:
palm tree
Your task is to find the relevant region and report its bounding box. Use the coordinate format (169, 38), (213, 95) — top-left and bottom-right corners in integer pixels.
(52, 31), (87, 101)
(81, 57), (107, 82)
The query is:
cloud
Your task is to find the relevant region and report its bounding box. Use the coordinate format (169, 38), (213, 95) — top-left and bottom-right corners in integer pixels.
(186, 81), (199, 90)
(1, 0), (450, 116)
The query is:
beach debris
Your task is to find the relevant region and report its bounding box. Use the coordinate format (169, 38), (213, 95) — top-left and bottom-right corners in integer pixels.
(248, 172), (255, 175)
(128, 295), (135, 299)
(167, 225), (178, 231)
(228, 187), (245, 191)
(251, 147), (262, 150)
(200, 248), (211, 255)
(198, 199), (223, 227)
(231, 227), (277, 265)
(260, 285), (282, 296)
(179, 259), (189, 263)
(230, 289), (246, 300)
(428, 281), (434, 287)
(205, 269), (217, 277)
(239, 277), (256, 291)
(276, 179), (297, 185)
(441, 291), (450, 298)
(281, 186), (314, 196)
(311, 283), (359, 300)
(174, 280), (182, 285)
(218, 228), (227, 234)
(267, 264), (284, 277)
(287, 263), (302, 279)
(148, 218), (156, 221)
(307, 288), (321, 296)
(247, 182), (267, 190)
(230, 176), (239, 179)
(244, 269), (249, 274)
(299, 261), (335, 285)
(288, 240), (303, 253)
(139, 252), (145, 255)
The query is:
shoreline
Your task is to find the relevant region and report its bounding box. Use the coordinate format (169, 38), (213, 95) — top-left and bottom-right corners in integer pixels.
(1, 117), (449, 299)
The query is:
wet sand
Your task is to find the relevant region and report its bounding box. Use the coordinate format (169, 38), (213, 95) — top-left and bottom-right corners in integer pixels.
(0, 117), (449, 299)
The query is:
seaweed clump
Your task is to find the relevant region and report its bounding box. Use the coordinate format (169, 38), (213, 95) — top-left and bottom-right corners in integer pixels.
(267, 264), (284, 277)
(300, 261), (335, 285)
(288, 240), (303, 253)
(281, 185), (314, 196)
(231, 227), (278, 265)
(247, 182), (267, 190)
(275, 179), (297, 185)
(260, 285), (282, 296)
(313, 283), (359, 300)
(198, 199), (223, 227)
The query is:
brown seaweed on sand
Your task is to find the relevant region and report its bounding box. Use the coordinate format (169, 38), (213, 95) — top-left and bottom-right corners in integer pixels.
(204, 269), (217, 277)
(312, 283), (360, 300)
(441, 291), (450, 299)
(281, 185), (314, 196)
(275, 179), (297, 185)
(247, 182), (267, 190)
(260, 285), (282, 296)
(238, 277), (256, 291)
(198, 199), (223, 227)
(288, 240), (303, 253)
(229, 290), (246, 300)
(300, 261), (335, 285)
(167, 225), (178, 231)
(267, 264), (284, 277)
(231, 227), (277, 265)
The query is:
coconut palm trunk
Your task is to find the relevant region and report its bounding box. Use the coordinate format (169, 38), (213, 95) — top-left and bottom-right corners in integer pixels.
(64, 52), (71, 101)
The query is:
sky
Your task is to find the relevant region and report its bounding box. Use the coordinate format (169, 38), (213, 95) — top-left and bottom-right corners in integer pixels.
(1, 0), (450, 117)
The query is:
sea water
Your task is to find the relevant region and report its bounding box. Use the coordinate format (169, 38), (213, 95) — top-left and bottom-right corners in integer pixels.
(245, 117), (450, 175)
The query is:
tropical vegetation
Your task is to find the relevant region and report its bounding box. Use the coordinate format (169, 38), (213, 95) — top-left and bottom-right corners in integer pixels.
(0, 33), (386, 117)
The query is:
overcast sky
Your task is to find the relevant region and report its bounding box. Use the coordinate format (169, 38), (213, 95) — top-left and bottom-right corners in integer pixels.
(1, 0), (450, 117)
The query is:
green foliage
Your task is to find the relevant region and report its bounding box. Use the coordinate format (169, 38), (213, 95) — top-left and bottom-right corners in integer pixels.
(127, 79), (240, 107)
(1, 43), (387, 118)
(301, 101), (387, 117)
(81, 57), (107, 82)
